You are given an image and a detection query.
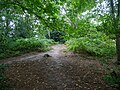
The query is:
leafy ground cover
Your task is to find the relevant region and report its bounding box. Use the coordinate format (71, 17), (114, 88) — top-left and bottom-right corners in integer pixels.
(0, 37), (55, 59)
(0, 64), (10, 90)
(66, 31), (116, 58)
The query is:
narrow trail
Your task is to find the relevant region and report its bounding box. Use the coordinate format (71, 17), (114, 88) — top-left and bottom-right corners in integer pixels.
(1, 44), (114, 90)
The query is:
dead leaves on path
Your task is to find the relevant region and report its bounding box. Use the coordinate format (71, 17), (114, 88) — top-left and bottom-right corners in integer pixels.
(2, 45), (115, 90)
(4, 56), (114, 90)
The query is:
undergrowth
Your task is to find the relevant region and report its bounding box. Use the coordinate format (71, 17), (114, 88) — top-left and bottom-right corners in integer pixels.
(0, 37), (55, 59)
(103, 73), (120, 90)
(0, 64), (10, 90)
(66, 31), (116, 58)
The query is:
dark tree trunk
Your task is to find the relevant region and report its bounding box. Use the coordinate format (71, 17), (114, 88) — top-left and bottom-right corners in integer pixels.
(6, 9), (9, 35)
(110, 0), (115, 18)
(116, 0), (120, 64)
(110, 0), (120, 64)
(116, 38), (120, 64)
(118, 0), (120, 17)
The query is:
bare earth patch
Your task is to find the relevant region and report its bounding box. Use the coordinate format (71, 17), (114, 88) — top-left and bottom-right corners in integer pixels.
(1, 44), (115, 90)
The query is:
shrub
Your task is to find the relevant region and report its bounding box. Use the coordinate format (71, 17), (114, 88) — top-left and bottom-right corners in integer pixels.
(0, 64), (10, 90)
(9, 37), (55, 52)
(103, 74), (120, 89)
(0, 37), (55, 59)
(66, 31), (116, 57)
(0, 32), (8, 53)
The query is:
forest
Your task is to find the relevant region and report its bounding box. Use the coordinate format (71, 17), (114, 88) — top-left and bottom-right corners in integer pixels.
(0, 0), (120, 90)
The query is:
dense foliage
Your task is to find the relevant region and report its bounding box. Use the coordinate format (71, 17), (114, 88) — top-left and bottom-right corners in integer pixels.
(0, 37), (55, 59)
(104, 74), (120, 89)
(0, 64), (10, 90)
(66, 31), (116, 57)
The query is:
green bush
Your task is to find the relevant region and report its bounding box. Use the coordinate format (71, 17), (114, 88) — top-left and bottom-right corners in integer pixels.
(9, 37), (55, 52)
(0, 37), (55, 59)
(0, 64), (10, 90)
(66, 31), (116, 57)
(103, 75), (120, 89)
(0, 32), (8, 53)
(10, 38), (43, 52)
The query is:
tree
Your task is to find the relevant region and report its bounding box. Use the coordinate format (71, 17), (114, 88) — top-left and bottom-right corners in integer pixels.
(110, 0), (120, 64)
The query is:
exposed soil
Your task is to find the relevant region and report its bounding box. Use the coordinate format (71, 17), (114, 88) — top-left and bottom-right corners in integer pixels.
(0, 44), (116, 90)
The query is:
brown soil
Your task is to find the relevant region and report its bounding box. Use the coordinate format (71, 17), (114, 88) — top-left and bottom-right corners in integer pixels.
(1, 44), (116, 90)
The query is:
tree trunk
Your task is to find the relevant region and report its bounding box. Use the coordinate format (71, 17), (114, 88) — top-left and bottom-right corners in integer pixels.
(110, 0), (115, 19)
(110, 0), (120, 64)
(118, 0), (120, 17)
(116, 38), (120, 64)
(47, 30), (51, 39)
(116, 0), (120, 64)
(6, 9), (9, 35)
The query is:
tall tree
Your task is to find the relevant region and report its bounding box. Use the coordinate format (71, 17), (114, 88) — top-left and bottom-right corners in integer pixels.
(110, 0), (120, 64)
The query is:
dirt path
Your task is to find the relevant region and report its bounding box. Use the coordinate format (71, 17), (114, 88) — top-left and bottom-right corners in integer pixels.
(1, 44), (114, 90)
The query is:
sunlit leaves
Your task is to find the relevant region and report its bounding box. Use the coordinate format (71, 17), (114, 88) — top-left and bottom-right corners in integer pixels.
(66, 0), (97, 13)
